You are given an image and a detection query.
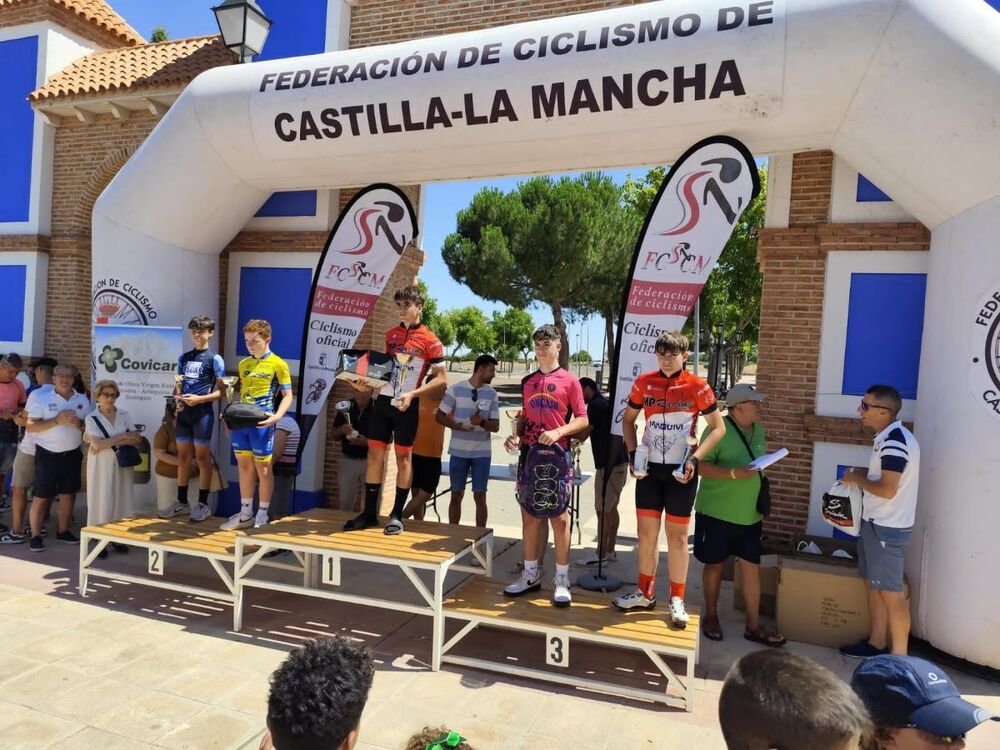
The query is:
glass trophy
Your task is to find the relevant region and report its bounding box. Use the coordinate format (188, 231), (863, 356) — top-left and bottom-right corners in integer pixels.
(391, 353), (412, 408)
(672, 435), (699, 479)
(335, 399), (359, 439)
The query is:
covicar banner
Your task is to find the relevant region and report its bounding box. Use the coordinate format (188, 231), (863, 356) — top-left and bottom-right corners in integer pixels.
(296, 184), (417, 451)
(93, 324), (183, 507)
(610, 135), (759, 434)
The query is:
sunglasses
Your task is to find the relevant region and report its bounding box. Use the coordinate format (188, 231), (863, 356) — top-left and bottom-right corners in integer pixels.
(471, 388), (478, 402)
(859, 400), (893, 412)
(99, 392), (119, 398)
(902, 724), (965, 744)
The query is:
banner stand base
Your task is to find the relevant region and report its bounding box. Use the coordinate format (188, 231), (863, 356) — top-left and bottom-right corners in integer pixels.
(575, 571), (623, 592)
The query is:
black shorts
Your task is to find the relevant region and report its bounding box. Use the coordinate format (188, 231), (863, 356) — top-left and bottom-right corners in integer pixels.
(693, 512), (762, 565)
(175, 403), (215, 445)
(34, 446), (83, 500)
(634, 463), (697, 521)
(368, 395), (419, 450)
(411, 454), (441, 495)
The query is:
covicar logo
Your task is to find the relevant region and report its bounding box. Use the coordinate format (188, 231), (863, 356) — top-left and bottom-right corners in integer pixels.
(342, 200), (408, 256)
(98, 345), (124, 372)
(970, 282), (1000, 419)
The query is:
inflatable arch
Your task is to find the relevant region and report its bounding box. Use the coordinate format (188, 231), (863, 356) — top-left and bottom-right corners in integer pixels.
(93, 0), (1000, 667)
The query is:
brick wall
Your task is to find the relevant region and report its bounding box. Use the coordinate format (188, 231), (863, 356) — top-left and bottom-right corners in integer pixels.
(755, 151), (929, 539)
(0, 0), (138, 49)
(349, 0), (648, 48)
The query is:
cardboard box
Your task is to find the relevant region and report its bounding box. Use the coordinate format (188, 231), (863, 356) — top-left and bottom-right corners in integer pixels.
(733, 555), (779, 618)
(777, 556), (870, 648)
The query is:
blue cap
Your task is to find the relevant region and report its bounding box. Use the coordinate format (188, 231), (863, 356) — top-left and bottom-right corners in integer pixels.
(851, 655), (998, 736)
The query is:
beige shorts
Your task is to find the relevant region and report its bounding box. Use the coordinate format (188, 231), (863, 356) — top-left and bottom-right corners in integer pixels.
(595, 463), (628, 513)
(12, 450), (34, 489)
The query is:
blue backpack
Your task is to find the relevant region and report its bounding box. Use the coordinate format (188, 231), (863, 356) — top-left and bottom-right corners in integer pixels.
(517, 443), (573, 518)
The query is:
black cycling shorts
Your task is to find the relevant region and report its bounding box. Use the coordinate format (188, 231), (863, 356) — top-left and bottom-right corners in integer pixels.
(367, 394), (419, 450)
(411, 454), (442, 495)
(634, 463), (696, 521)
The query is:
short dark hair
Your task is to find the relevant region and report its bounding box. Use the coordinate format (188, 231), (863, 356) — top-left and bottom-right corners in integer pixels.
(394, 284), (424, 307)
(33, 356), (57, 368)
(473, 354), (497, 371)
(865, 385), (902, 415)
(579, 377), (599, 394)
(404, 727), (473, 750)
(188, 315), (216, 332)
(654, 331), (689, 354)
(719, 650), (870, 750)
(1, 352), (24, 368)
(532, 324), (560, 342)
(266, 636), (375, 750)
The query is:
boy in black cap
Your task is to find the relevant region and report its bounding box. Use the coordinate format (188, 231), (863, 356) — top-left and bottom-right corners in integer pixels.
(852, 655), (998, 749)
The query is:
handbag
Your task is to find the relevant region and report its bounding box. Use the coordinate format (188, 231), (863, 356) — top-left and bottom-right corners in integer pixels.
(222, 401), (270, 430)
(92, 415), (142, 468)
(726, 415), (771, 516)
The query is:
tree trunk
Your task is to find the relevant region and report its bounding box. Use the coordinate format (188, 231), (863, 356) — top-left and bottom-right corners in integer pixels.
(449, 344), (461, 370)
(550, 300), (570, 369)
(604, 310), (615, 363)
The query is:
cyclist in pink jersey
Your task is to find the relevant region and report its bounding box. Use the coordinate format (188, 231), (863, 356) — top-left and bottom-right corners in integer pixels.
(503, 325), (588, 606)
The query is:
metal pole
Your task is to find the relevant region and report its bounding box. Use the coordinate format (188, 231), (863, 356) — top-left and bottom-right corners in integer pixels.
(693, 299), (700, 376)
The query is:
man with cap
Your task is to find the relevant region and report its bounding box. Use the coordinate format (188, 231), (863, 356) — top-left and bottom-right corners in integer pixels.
(693, 383), (785, 646)
(852, 654), (999, 749)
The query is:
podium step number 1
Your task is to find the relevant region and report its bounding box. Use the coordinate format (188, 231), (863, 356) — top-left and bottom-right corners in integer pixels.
(322, 554), (341, 586)
(545, 631), (569, 667)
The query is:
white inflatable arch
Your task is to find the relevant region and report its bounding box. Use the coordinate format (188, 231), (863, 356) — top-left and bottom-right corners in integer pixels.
(94, 0), (1000, 667)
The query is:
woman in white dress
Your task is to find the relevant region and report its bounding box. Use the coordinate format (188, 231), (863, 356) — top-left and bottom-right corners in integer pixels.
(85, 379), (140, 556)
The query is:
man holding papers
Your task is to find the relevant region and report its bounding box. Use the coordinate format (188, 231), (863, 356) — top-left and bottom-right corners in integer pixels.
(693, 384), (786, 646)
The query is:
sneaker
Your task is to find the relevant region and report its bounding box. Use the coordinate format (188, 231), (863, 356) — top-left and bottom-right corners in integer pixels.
(219, 512), (253, 531)
(0, 529), (26, 544)
(189, 502), (212, 522)
(552, 574), (572, 607)
(504, 569), (542, 597)
(839, 639), (888, 659)
(29, 535), (43, 552)
(574, 550), (617, 567)
(0, 495), (10, 511)
(253, 509), (269, 529)
(157, 502), (189, 519)
(669, 596), (689, 628)
(56, 530), (79, 545)
(613, 587), (656, 611)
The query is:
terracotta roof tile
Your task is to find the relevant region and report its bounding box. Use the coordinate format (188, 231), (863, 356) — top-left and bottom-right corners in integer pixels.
(0, 0), (146, 46)
(30, 35), (234, 102)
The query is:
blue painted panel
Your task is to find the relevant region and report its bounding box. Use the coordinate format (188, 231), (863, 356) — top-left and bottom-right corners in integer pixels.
(856, 174), (892, 203)
(255, 0), (327, 61)
(236, 267), (312, 359)
(0, 265), (27, 341)
(255, 190), (318, 218)
(0, 37), (39, 223)
(842, 273), (926, 399)
(987, 0), (1000, 12)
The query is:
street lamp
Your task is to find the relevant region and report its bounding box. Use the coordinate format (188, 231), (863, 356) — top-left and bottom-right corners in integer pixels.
(212, 0), (273, 63)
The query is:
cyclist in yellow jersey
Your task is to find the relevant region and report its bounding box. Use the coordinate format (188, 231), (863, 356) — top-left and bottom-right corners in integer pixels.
(223, 319), (293, 531)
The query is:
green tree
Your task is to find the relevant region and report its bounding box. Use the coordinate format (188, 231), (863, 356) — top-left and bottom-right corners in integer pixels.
(621, 165), (768, 386)
(151, 26), (168, 42)
(571, 349), (593, 363)
(443, 306), (495, 369)
(490, 307), (534, 372)
(442, 173), (622, 369)
(416, 279), (454, 350)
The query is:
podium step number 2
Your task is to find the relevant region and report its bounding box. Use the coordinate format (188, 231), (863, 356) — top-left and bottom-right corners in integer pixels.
(148, 548), (164, 576)
(545, 631), (569, 667)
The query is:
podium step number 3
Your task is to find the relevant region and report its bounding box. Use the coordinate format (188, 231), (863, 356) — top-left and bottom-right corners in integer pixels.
(148, 548), (164, 576)
(545, 631), (569, 667)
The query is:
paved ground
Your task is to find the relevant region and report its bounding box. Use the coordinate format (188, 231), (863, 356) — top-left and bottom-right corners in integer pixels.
(2, 365), (999, 749)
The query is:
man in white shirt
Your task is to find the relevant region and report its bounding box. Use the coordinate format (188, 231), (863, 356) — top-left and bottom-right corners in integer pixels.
(25, 364), (90, 552)
(436, 355), (500, 527)
(838, 384), (920, 658)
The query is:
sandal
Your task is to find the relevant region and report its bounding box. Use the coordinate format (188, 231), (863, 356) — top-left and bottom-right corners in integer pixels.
(744, 627), (787, 647)
(383, 517), (405, 536)
(702, 616), (724, 641)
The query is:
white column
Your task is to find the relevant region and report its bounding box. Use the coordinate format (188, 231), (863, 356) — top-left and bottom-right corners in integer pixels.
(909, 195), (1000, 668)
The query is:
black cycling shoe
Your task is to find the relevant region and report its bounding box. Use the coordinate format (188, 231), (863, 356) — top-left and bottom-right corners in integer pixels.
(343, 513), (376, 531)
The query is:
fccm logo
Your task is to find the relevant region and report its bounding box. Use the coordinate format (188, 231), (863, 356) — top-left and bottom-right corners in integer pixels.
(92, 277), (158, 325)
(342, 200), (408, 256)
(970, 283), (1000, 419)
(640, 242), (710, 274)
(656, 156), (746, 237)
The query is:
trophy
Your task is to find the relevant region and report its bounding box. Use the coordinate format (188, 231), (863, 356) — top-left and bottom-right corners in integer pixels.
(335, 400), (358, 439)
(391, 353), (412, 408)
(672, 435), (700, 479)
(570, 439), (583, 479)
(171, 373), (185, 410)
(505, 409), (521, 454)
(219, 375), (239, 421)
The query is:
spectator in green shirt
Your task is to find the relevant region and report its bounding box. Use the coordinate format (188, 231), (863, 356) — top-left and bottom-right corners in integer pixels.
(694, 384), (785, 646)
